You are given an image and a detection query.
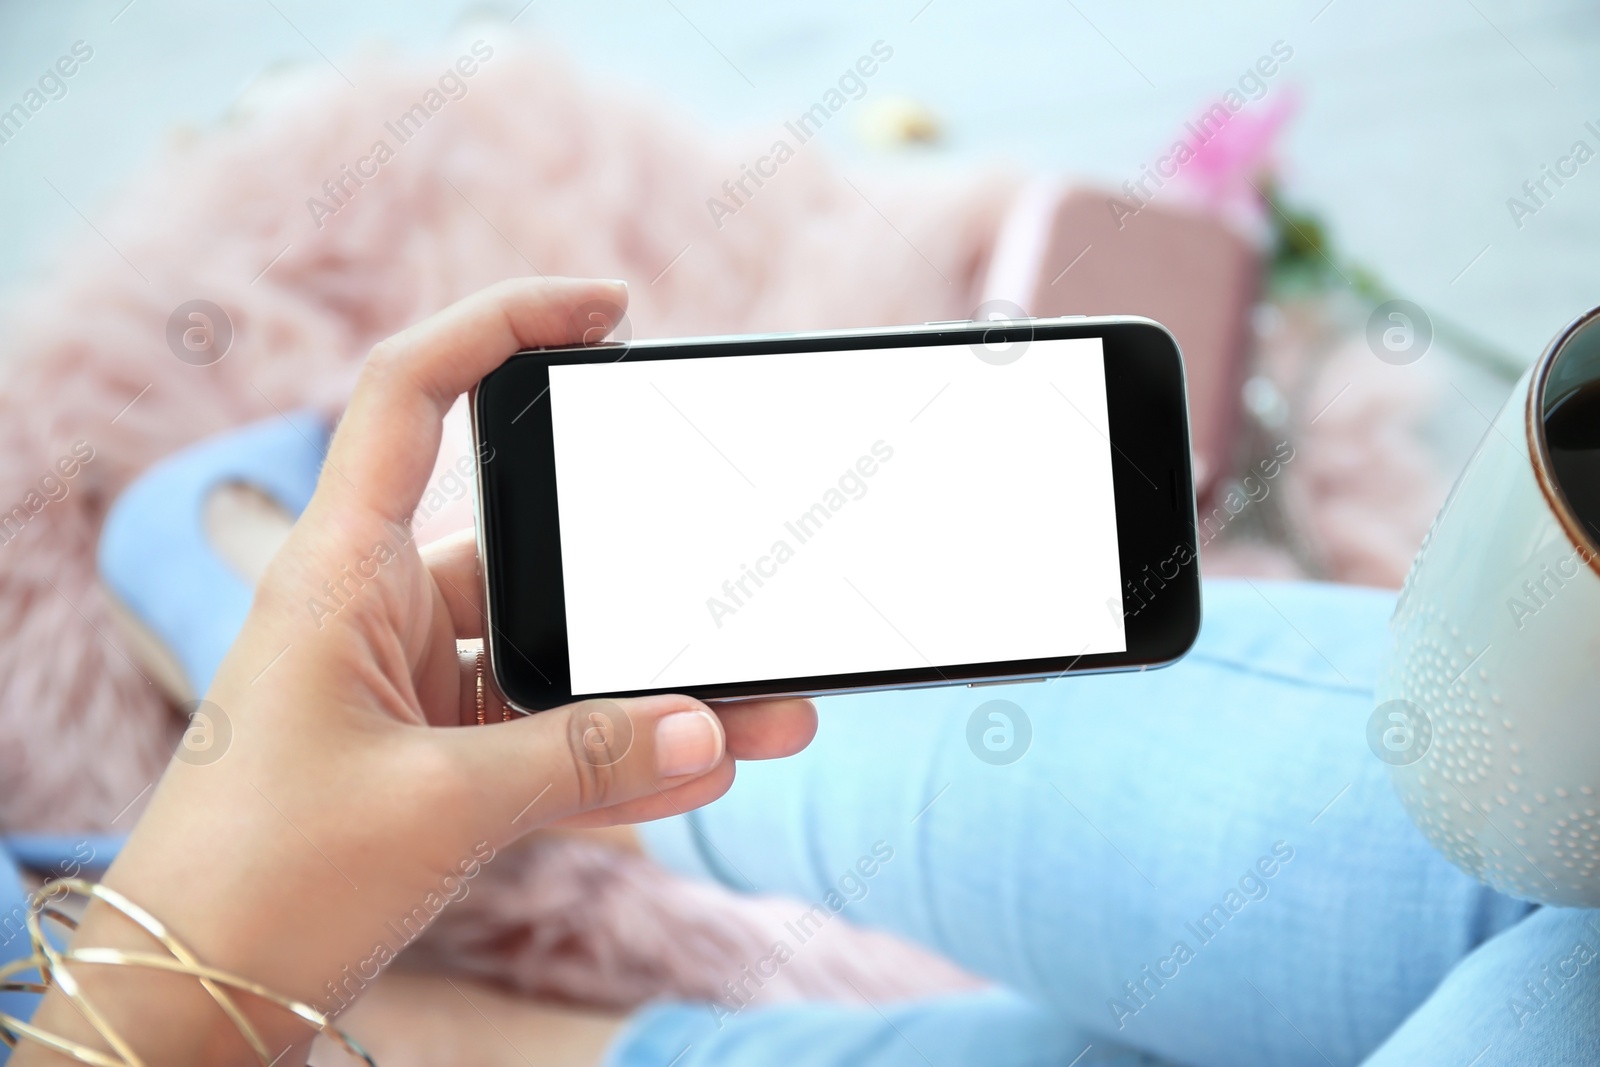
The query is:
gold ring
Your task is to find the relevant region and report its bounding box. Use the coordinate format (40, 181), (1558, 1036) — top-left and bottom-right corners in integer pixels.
(475, 645), (487, 726)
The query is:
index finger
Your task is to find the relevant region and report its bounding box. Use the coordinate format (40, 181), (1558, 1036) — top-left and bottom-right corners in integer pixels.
(321, 276), (627, 524)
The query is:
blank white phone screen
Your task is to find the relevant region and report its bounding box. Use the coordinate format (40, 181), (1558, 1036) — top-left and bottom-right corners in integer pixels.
(547, 338), (1126, 695)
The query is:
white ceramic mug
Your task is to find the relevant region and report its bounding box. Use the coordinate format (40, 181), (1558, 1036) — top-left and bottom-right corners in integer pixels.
(1375, 305), (1600, 907)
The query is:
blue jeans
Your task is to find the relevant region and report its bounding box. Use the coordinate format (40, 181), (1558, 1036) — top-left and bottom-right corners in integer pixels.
(609, 581), (1600, 1066)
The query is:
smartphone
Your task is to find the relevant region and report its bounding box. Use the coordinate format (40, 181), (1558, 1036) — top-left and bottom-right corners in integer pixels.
(472, 315), (1201, 712)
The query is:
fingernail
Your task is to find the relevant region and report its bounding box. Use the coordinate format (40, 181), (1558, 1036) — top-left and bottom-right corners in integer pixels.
(655, 710), (722, 779)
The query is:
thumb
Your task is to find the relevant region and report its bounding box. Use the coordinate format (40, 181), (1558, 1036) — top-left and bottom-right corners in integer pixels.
(441, 694), (729, 831)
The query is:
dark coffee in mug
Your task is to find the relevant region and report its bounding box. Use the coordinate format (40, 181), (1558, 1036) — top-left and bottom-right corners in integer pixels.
(1544, 381), (1600, 538)
(1541, 314), (1600, 541)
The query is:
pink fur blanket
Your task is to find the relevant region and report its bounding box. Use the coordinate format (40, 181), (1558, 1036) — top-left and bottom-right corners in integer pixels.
(0, 44), (1012, 834)
(0, 43), (1450, 1012)
(0, 42), (1012, 1010)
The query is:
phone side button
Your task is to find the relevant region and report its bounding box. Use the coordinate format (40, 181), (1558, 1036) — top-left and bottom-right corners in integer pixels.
(923, 319), (973, 326)
(966, 677), (1046, 688)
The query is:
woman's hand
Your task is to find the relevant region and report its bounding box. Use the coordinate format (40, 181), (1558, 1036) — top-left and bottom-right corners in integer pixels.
(16, 278), (816, 1065)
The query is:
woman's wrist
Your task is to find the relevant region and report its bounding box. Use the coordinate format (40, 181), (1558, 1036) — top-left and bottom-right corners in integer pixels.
(12, 716), (399, 1065)
(11, 887), (314, 1066)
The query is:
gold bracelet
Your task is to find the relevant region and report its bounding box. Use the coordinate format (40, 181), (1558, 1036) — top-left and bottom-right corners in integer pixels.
(0, 878), (376, 1066)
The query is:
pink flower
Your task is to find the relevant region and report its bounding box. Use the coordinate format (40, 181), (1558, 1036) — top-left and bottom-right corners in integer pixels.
(1177, 90), (1299, 225)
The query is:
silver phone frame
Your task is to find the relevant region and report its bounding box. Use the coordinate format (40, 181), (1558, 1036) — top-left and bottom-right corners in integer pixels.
(469, 314), (1199, 713)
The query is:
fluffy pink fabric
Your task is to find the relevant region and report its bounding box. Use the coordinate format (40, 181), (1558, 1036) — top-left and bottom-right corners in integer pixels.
(0, 45), (1010, 1008)
(1222, 302), (1456, 587)
(1286, 337), (1451, 585)
(409, 835), (982, 1010)
(0, 47), (1010, 834)
(0, 45), (1452, 1012)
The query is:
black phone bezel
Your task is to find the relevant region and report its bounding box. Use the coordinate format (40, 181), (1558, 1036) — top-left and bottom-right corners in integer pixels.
(474, 318), (1201, 711)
